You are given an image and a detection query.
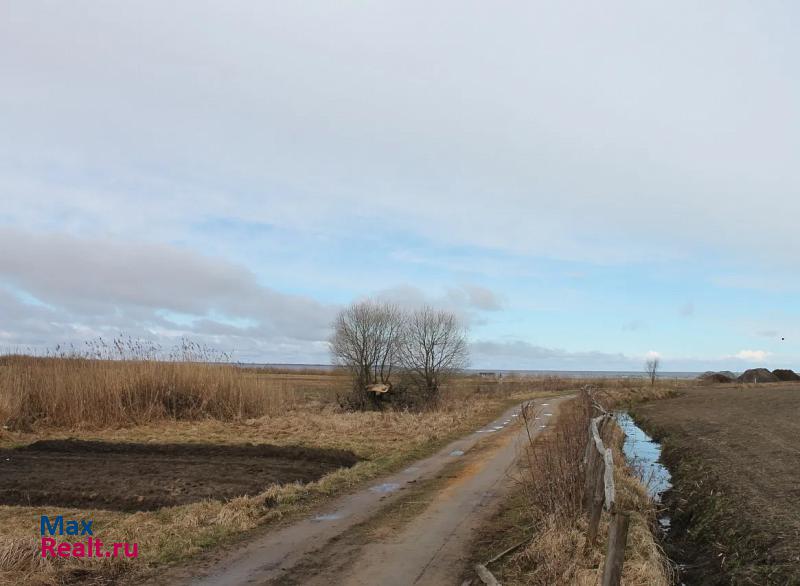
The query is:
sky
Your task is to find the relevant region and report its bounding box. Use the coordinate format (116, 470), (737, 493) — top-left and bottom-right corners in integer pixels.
(1, 1), (799, 371)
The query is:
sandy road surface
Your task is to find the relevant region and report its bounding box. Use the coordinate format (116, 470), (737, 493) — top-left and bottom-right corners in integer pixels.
(179, 395), (571, 586)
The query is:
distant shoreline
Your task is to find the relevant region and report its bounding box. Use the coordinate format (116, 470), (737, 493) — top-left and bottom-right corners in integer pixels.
(237, 363), (704, 379)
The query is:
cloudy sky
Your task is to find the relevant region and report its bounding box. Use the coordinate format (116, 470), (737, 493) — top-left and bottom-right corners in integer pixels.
(2, 1), (799, 370)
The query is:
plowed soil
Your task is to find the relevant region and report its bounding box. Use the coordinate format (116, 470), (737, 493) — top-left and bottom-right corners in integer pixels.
(632, 383), (800, 585)
(0, 439), (359, 511)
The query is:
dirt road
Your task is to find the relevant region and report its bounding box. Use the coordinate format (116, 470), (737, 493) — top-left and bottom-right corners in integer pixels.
(175, 395), (569, 586)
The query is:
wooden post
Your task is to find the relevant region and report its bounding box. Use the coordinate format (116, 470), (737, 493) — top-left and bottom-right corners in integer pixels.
(583, 435), (598, 512)
(584, 416), (607, 513)
(586, 455), (606, 546)
(601, 511), (630, 586)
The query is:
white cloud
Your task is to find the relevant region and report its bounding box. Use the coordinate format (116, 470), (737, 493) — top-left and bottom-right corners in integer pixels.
(0, 229), (335, 360)
(2, 2), (800, 270)
(3, 2), (800, 368)
(451, 285), (503, 312)
(734, 349), (770, 362)
(371, 284), (501, 326)
(470, 340), (638, 371)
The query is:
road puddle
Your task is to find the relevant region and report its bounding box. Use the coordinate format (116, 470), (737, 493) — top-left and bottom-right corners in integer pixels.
(312, 512), (345, 521)
(369, 483), (401, 494)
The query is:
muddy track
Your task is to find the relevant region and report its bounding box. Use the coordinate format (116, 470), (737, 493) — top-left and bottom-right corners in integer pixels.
(171, 395), (571, 586)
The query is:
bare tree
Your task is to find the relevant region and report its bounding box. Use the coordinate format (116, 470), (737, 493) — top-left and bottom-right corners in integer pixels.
(645, 357), (660, 386)
(399, 306), (469, 399)
(330, 300), (405, 395)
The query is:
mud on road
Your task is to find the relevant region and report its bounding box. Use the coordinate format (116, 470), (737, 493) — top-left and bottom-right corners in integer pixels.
(0, 439), (359, 511)
(632, 383), (800, 585)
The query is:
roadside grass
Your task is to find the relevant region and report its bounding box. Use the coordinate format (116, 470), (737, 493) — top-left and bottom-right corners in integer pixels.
(0, 371), (567, 586)
(470, 385), (675, 585)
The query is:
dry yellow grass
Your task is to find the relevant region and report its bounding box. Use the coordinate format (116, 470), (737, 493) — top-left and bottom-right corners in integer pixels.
(480, 386), (675, 586)
(0, 354), (350, 430)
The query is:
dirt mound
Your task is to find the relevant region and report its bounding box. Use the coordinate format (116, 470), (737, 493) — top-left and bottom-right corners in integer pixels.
(772, 369), (800, 381)
(0, 440), (360, 511)
(737, 368), (779, 383)
(698, 372), (735, 384)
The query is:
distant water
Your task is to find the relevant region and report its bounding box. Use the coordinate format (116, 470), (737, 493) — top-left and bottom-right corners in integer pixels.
(238, 363), (701, 380)
(240, 363), (337, 371)
(478, 369), (701, 379)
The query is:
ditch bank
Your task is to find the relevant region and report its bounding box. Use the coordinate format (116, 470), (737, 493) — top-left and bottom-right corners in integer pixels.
(629, 385), (800, 586)
(623, 408), (729, 585)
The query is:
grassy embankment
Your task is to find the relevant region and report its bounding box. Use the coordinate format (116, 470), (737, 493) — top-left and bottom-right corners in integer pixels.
(0, 351), (572, 585)
(470, 381), (680, 585)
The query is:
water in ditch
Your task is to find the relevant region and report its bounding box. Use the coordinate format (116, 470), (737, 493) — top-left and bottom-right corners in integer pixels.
(615, 412), (672, 533)
(616, 413), (699, 584)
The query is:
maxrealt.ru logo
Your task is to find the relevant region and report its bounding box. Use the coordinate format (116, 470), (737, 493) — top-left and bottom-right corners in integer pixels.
(40, 515), (138, 559)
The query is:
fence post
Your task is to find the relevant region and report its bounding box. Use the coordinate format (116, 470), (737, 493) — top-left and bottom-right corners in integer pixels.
(601, 511), (630, 586)
(583, 416), (606, 513)
(586, 454), (606, 546)
(583, 432), (598, 513)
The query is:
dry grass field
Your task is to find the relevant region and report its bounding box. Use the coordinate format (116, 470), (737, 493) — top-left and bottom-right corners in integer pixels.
(632, 383), (800, 585)
(0, 353), (583, 585)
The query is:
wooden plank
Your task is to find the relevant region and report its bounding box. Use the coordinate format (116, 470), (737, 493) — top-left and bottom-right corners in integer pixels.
(485, 537), (528, 565)
(591, 399), (608, 415)
(585, 385), (608, 415)
(590, 416), (606, 454)
(474, 563), (501, 586)
(601, 511), (630, 586)
(603, 447), (616, 511)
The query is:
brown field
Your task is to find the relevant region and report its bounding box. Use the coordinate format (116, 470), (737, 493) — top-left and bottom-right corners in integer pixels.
(632, 383), (800, 585)
(0, 439), (358, 511)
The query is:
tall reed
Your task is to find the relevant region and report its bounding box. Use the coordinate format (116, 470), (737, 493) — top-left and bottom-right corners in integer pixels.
(0, 337), (339, 429)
